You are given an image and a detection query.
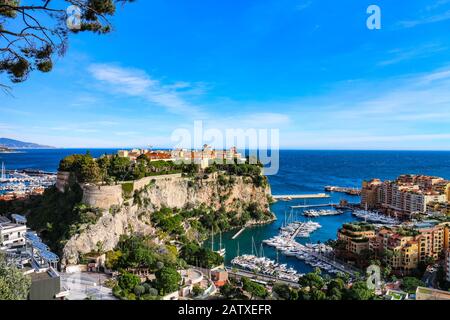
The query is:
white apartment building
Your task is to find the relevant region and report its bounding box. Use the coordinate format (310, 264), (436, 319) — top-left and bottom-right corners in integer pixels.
(379, 179), (447, 216)
(0, 216), (27, 250)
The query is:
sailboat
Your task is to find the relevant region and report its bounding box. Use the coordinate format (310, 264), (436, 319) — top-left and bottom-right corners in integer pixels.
(212, 227), (226, 257)
(0, 162), (6, 182)
(251, 236), (259, 257)
(217, 230), (226, 257)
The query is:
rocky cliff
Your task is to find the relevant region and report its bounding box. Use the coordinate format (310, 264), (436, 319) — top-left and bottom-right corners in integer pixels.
(61, 172), (272, 265)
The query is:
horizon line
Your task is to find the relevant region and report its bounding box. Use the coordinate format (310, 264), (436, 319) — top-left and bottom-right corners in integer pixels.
(11, 147), (450, 152)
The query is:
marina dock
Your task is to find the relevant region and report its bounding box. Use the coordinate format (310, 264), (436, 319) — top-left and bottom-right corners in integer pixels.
(290, 202), (359, 209)
(290, 203), (336, 208)
(272, 193), (330, 201)
(231, 227), (246, 240)
(290, 223), (307, 239)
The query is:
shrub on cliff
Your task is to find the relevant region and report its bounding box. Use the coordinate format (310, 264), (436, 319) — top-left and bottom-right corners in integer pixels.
(109, 235), (179, 272)
(151, 208), (184, 236)
(121, 182), (134, 200)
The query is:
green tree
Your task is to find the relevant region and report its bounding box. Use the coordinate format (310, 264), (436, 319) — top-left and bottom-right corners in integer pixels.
(134, 285), (146, 298)
(180, 243), (223, 269)
(326, 278), (346, 299)
(117, 272), (140, 291)
(0, 0), (134, 88)
(310, 288), (327, 300)
(0, 253), (31, 300)
(344, 281), (375, 300)
(105, 250), (122, 270)
(272, 283), (292, 300)
(242, 277), (268, 299)
(298, 269), (325, 290)
(401, 277), (425, 294)
(192, 284), (203, 296)
(109, 155), (132, 181)
(220, 282), (241, 299)
(154, 266), (181, 295)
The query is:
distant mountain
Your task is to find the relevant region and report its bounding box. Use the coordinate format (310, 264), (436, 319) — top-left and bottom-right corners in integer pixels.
(0, 138), (54, 149)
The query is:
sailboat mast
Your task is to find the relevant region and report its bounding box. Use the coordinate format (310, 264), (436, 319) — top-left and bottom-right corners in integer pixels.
(211, 227), (214, 251)
(251, 236), (254, 256)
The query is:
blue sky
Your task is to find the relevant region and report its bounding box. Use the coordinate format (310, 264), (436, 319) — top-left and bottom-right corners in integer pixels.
(2, 0), (450, 149)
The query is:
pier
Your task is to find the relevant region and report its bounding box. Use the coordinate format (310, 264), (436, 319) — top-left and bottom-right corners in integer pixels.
(306, 251), (359, 277)
(5, 169), (56, 176)
(272, 193), (330, 200)
(324, 185), (361, 195)
(290, 202), (359, 209)
(231, 227), (246, 240)
(290, 223), (306, 239)
(290, 203), (336, 209)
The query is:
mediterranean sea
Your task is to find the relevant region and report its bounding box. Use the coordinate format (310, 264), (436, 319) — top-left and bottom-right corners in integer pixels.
(2, 149), (450, 273)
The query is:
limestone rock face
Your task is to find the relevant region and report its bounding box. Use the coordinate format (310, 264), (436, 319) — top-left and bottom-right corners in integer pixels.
(139, 174), (271, 214)
(62, 204), (154, 265)
(61, 173), (272, 265)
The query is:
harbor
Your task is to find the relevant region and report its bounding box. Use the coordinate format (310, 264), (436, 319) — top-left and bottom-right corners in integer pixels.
(203, 182), (364, 276)
(227, 197), (361, 278)
(231, 254), (302, 282)
(303, 209), (344, 217)
(352, 209), (400, 225)
(230, 214), (359, 278)
(0, 162), (56, 200)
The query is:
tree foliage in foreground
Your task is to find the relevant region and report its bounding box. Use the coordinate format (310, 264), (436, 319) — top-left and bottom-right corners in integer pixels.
(154, 266), (181, 295)
(295, 269), (377, 301)
(0, 253), (31, 300)
(0, 0), (134, 88)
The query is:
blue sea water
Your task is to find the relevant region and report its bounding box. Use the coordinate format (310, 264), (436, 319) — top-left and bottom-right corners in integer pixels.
(2, 149), (450, 273)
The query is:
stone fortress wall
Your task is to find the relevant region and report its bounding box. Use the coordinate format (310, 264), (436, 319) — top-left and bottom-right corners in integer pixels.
(55, 171), (71, 192)
(81, 173), (187, 210)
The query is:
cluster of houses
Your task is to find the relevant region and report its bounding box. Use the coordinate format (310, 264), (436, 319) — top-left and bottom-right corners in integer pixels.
(117, 145), (247, 169)
(361, 174), (450, 218)
(337, 220), (450, 279)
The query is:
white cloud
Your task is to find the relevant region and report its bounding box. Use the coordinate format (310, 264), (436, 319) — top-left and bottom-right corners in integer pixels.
(88, 64), (205, 116)
(295, 1), (312, 12)
(89, 64), (154, 95)
(378, 43), (446, 66)
(426, 0), (450, 11)
(63, 63), (450, 149)
(397, 10), (450, 28)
